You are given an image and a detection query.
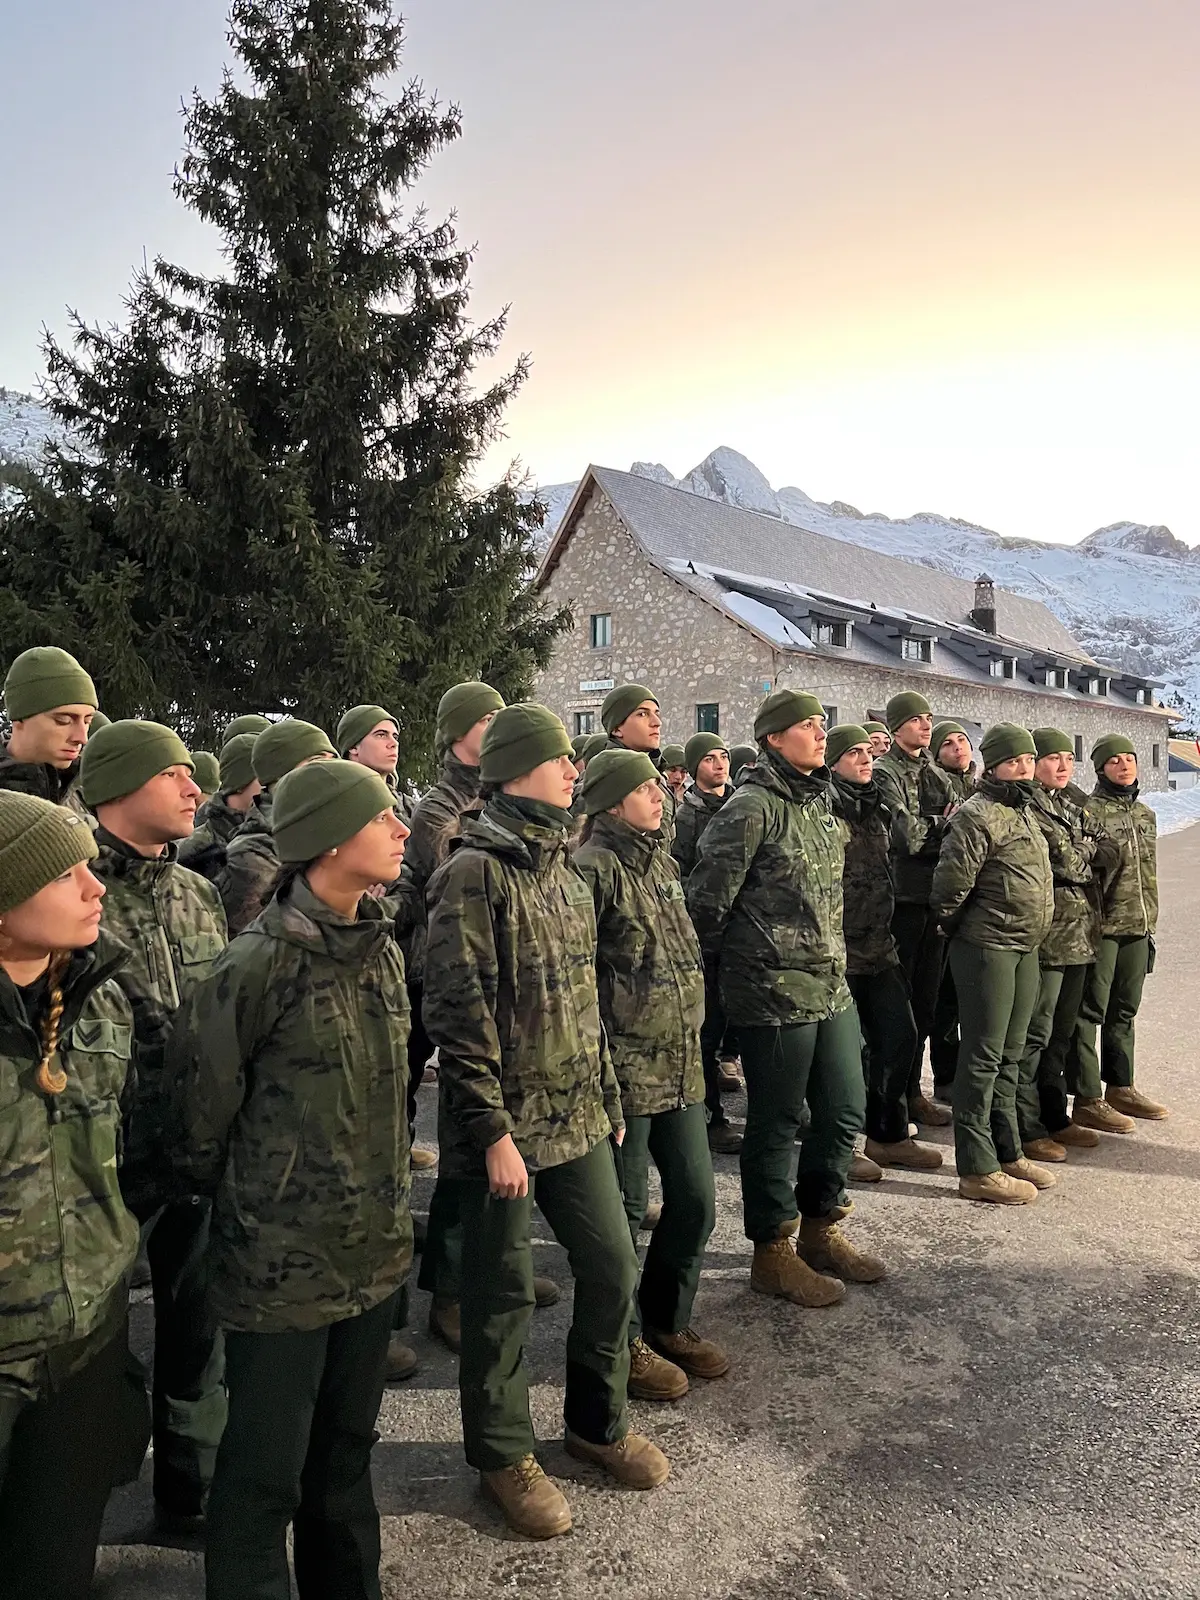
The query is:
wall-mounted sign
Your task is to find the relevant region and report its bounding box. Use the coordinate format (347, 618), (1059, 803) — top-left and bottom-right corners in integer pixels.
(580, 678), (615, 692)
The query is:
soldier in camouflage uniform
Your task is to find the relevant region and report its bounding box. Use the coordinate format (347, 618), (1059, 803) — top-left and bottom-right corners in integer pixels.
(598, 683), (678, 848)
(928, 720), (977, 1094)
(216, 719), (336, 934)
(687, 690), (886, 1308)
(864, 721), (892, 760)
(661, 743), (688, 803)
(172, 760), (413, 1600)
(873, 691), (957, 1127)
(0, 647), (99, 806)
(177, 733), (261, 881)
(1069, 734), (1167, 1125)
(0, 794), (150, 1600)
(424, 705), (668, 1540)
(827, 725), (940, 1172)
(575, 749), (726, 1405)
(931, 724), (1056, 1206)
(79, 721), (230, 1528)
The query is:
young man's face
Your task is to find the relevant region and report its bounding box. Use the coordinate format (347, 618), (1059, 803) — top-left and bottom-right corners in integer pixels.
(613, 700), (662, 753)
(1104, 751), (1138, 786)
(937, 733), (973, 772)
(833, 743), (873, 785)
(506, 753), (578, 809)
(768, 716), (827, 773)
(894, 715), (932, 755)
(992, 753), (1035, 782)
(8, 705), (95, 769)
(868, 730), (892, 759)
(349, 720), (399, 777)
(119, 765), (203, 844)
(695, 750), (730, 793)
(1036, 752), (1074, 790)
(456, 711), (498, 768)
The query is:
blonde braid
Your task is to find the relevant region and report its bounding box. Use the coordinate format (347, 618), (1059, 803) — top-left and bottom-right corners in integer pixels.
(33, 950), (70, 1096)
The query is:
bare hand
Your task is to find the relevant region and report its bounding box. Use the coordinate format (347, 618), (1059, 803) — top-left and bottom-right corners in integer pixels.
(942, 802), (959, 819)
(486, 1133), (529, 1199)
(614, 1124), (626, 1147)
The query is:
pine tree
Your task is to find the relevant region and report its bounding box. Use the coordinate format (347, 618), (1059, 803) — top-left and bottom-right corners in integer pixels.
(0, 0), (567, 770)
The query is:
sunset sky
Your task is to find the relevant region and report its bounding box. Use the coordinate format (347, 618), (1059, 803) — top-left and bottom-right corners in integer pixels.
(2, 0), (1198, 541)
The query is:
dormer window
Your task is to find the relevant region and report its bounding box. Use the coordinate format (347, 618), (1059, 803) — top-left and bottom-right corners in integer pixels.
(1135, 687), (1152, 705)
(1045, 668), (1067, 690)
(1085, 676), (1108, 697)
(812, 619), (851, 648)
(901, 637), (932, 663)
(990, 657), (1016, 680)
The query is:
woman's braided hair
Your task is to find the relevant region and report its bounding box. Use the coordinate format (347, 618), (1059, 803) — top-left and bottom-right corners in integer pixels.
(33, 949), (70, 1096)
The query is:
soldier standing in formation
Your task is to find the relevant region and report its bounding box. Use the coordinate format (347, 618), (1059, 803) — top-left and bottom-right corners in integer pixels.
(928, 719), (977, 1096)
(0, 647), (99, 804)
(177, 732), (262, 878)
(598, 683), (677, 846)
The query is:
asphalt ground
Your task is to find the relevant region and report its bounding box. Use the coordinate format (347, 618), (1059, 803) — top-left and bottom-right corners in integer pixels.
(96, 823), (1200, 1599)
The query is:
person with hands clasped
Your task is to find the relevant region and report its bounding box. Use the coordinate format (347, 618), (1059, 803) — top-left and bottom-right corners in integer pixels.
(423, 705), (668, 1542)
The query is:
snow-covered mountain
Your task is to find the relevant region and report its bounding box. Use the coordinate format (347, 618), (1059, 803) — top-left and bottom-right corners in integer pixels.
(0, 388), (65, 468)
(534, 446), (1200, 724)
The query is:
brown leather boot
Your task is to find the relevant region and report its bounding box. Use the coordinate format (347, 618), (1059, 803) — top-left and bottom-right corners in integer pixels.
(1106, 1084), (1169, 1120)
(797, 1218), (887, 1283)
(481, 1455), (572, 1538)
(564, 1431), (670, 1488)
(1002, 1158), (1057, 1190)
(640, 1202), (663, 1231)
(429, 1297), (461, 1353)
(533, 1276), (560, 1309)
(959, 1171), (1037, 1205)
(864, 1137), (943, 1171)
(1072, 1097), (1134, 1134)
(628, 1337), (689, 1400)
(750, 1225), (845, 1307)
(410, 1146), (438, 1170)
(849, 1152), (884, 1182)
(908, 1093), (953, 1128)
(1021, 1137), (1067, 1163)
(1052, 1121), (1100, 1149)
(385, 1334), (418, 1382)
(646, 1327), (730, 1380)
(708, 1120), (744, 1154)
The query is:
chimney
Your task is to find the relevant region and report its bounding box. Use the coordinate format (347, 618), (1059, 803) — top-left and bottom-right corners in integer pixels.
(971, 574), (996, 635)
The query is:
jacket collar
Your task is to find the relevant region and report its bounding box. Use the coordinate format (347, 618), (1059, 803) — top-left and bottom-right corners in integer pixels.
(586, 811), (661, 869)
(746, 748), (830, 805)
(439, 751), (482, 803)
(1094, 774), (1140, 804)
(0, 929), (129, 1039)
(459, 800), (570, 873)
(258, 873), (393, 963)
(684, 783), (732, 814)
(95, 825), (178, 873)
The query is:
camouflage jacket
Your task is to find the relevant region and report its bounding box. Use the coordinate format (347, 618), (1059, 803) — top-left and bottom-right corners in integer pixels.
(423, 795), (621, 1179)
(0, 935), (139, 1400)
(216, 793), (279, 936)
(830, 774), (899, 976)
(1084, 777), (1159, 938)
(601, 737), (677, 850)
(671, 784), (732, 881)
(930, 778), (1054, 952)
(686, 752), (851, 1027)
(396, 752), (483, 985)
(177, 792), (246, 882)
(575, 813), (705, 1118)
(92, 828), (228, 1213)
(171, 875), (412, 1334)
(874, 745), (956, 904)
(0, 746), (78, 805)
(1028, 783), (1109, 967)
(938, 763), (978, 804)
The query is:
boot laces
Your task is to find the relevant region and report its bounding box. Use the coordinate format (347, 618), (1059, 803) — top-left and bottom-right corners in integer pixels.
(513, 1454), (544, 1492)
(629, 1337), (655, 1374)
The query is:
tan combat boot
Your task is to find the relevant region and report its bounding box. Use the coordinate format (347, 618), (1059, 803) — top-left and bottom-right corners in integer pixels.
(481, 1455), (572, 1538)
(640, 1203), (663, 1231)
(385, 1335), (418, 1382)
(718, 1055), (744, 1092)
(646, 1326), (730, 1380)
(1051, 1122), (1100, 1149)
(1021, 1137), (1067, 1164)
(959, 1171), (1038, 1205)
(849, 1152), (884, 1182)
(628, 1337), (689, 1401)
(534, 1275), (561, 1308)
(797, 1217), (888, 1283)
(1106, 1085), (1169, 1120)
(1072, 1096), (1134, 1134)
(564, 1431), (670, 1488)
(909, 1092), (953, 1128)
(410, 1146), (438, 1170)
(428, 1297), (461, 1353)
(864, 1137), (944, 1171)
(1002, 1157), (1057, 1190)
(750, 1223), (845, 1307)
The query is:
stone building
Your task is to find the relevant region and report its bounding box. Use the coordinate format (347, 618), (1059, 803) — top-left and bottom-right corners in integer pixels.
(533, 466), (1174, 789)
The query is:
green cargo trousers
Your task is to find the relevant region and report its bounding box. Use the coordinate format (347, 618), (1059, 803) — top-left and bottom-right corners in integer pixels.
(415, 1175), (464, 1301)
(950, 940), (1041, 1176)
(204, 1290), (399, 1600)
(458, 1137), (638, 1472)
(737, 1005), (865, 1242)
(617, 1100), (716, 1341)
(1015, 963), (1089, 1143)
(1070, 934), (1150, 1098)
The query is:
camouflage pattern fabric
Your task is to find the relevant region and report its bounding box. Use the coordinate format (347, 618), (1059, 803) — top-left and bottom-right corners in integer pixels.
(178, 791), (246, 879)
(686, 751), (851, 1027)
(939, 763), (978, 804)
(215, 793), (279, 935)
(0, 746), (78, 805)
(395, 751), (483, 983)
(575, 812), (705, 1118)
(874, 745), (957, 904)
(670, 784), (732, 881)
(830, 773), (900, 976)
(1085, 777), (1159, 937)
(0, 935), (139, 1400)
(930, 778), (1054, 951)
(171, 875), (412, 1333)
(423, 796), (621, 1180)
(1030, 781), (1110, 967)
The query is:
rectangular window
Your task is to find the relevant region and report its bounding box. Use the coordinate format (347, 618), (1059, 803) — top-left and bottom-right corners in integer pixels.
(1045, 668), (1067, 690)
(589, 613), (612, 649)
(990, 657), (1016, 680)
(1152, 743), (1161, 768)
(573, 711), (595, 736)
(812, 620), (850, 648)
(695, 703), (720, 734)
(822, 705), (838, 728)
(1085, 676), (1108, 697)
(1074, 734), (1084, 762)
(901, 636), (932, 663)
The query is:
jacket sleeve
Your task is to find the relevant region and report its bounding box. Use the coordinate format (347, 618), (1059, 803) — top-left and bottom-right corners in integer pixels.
(216, 839), (277, 936)
(686, 796), (767, 961)
(874, 762), (944, 861)
(422, 854), (514, 1153)
(930, 808), (992, 926)
(1037, 803), (1095, 886)
(670, 806), (697, 880)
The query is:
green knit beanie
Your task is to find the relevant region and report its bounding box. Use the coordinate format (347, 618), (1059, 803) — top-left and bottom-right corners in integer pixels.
(931, 720), (967, 755)
(80, 721), (194, 807)
(661, 744), (686, 770)
(863, 721), (889, 738)
(1033, 727), (1074, 760)
(1091, 732), (1136, 772)
(221, 714), (271, 744)
(601, 683), (658, 735)
(89, 711), (111, 733)
(571, 734), (590, 760)
(0, 792), (98, 913)
(579, 749), (660, 816)
(825, 724), (872, 768)
(219, 733), (259, 794)
(754, 689), (824, 743)
(684, 732), (728, 778)
(336, 704), (397, 757)
(252, 720), (336, 787)
(436, 682), (505, 753)
(272, 761), (397, 864)
(730, 743), (758, 777)
(479, 704), (571, 785)
(979, 723), (1036, 771)
(579, 733), (609, 763)
(191, 752), (220, 795)
(4, 647), (98, 721)
(886, 691), (932, 733)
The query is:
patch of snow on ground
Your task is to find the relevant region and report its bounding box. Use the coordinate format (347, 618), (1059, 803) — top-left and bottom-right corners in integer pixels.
(1144, 788), (1200, 836)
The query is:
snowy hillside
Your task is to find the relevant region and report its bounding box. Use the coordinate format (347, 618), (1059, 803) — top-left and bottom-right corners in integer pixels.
(0, 388), (64, 468)
(534, 446), (1200, 723)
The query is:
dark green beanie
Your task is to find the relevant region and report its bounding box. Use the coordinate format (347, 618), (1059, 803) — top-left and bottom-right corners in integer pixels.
(89, 711), (111, 733)
(1091, 733), (1136, 772)
(80, 721), (194, 807)
(336, 704), (397, 757)
(730, 743), (758, 777)
(825, 724), (872, 768)
(4, 647), (97, 721)
(579, 749), (660, 816)
(191, 752), (220, 795)
(754, 689), (824, 743)
(436, 682), (505, 753)
(479, 704), (572, 784)
(1034, 727), (1074, 760)
(253, 720), (336, 787)
(863, 720), (889, 738)
(0, 792), (98, 913)
(579, 732), (609, 763)
(661, 744), (686, 770)
(272, 761), (397, 864)
(571, 734), (590, 760)
(601, 683), (658, 735)
(222, 714), (272, 744)
(886, 691), (932, 733)
(932, 720), (967, 755)
(219, 733), (259, 794)
(979, 723), (1036, 771)
(684, 732), (728, 778)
